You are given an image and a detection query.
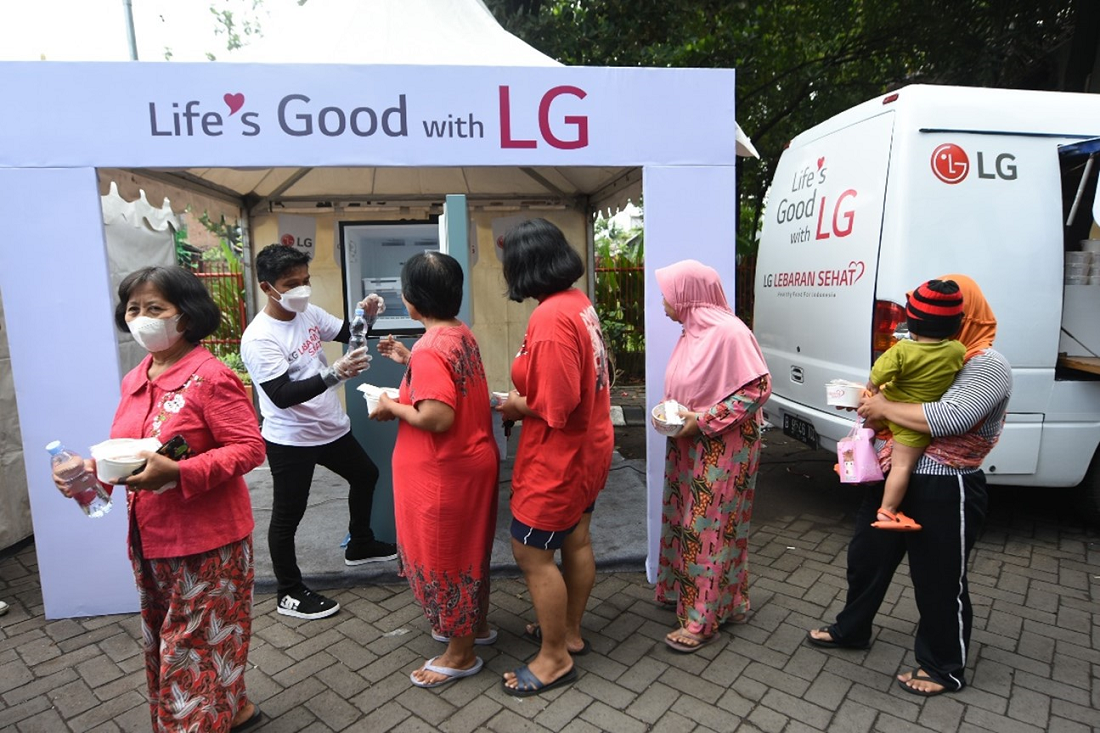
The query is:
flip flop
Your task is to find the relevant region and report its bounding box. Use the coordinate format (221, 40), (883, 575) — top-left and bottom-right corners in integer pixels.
(501, 664), (578, 697)
(805, 628), (871, 650)
(431, 629), (498, 645)
(896, 668), (951, 697)
(409, 655), (484, 689)
(664, 628), (719, 653)
(871, 508), (922, 531)
(229, 705), (263, 732)
(523, 624), (591, 656)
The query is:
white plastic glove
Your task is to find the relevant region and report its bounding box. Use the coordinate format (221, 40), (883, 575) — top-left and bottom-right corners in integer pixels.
(326, 347), (372, 385)
(357, 293), (386, 326)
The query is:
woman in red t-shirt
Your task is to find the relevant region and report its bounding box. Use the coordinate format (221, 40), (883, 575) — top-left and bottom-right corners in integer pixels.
(498, 219), (614, 697)
(373, 252), (500, 689)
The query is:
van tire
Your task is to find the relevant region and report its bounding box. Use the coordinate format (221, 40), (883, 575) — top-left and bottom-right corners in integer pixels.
(1077, 448), (1100, 527)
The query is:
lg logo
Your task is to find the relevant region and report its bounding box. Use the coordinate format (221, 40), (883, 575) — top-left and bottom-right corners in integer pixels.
(931, 143), (969, 184)
(931, 143), (1018, 184)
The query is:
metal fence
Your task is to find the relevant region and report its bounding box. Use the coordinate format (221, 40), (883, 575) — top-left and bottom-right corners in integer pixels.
(192, 262), (246, 359)
(595, 265), (645, 383)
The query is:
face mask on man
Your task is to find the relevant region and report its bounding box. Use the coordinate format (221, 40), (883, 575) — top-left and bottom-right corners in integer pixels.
(128, 314), (184, 353)
(272, 285), (312, 313)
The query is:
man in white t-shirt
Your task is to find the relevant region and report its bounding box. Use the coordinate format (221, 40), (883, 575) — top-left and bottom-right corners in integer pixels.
(242, 244), (397, 621)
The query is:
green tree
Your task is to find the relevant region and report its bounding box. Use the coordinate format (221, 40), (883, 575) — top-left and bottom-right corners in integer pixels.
(488, 0), (1092, 313)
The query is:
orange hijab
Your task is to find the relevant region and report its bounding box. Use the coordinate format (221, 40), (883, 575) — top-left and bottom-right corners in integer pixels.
(940, 273), (996, 361)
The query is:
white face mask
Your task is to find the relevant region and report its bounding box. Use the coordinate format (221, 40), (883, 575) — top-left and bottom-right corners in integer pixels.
(128, 314), (184, 353)
(273, 285), (311, 313)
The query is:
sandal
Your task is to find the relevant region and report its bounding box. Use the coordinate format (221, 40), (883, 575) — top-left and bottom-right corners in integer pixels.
(804, 627), (870, 649)
(229, 704), (264, 732)
(523, 623), (591, 656)
(431, 628), (498, 645)
(896, 668), (951, 697)
(871, 508), (922, 531)
(664, 628), (719, 653)
(409, 656), (484, 689)
(502, 664), (577, 697)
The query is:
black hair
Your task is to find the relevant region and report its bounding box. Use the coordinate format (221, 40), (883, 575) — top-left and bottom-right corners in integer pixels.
(501, 218), (584, 302)
(401, 251), (463, 320)
(114, 266), (221, 344)
(256, 243), (310, 284)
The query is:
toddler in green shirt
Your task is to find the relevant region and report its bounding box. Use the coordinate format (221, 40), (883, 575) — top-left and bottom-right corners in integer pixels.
(866, 279), (965, 531)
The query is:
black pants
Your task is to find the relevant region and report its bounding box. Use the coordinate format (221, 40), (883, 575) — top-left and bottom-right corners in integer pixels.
(828, 471), (988, 690)
(266, 431), (380, 596)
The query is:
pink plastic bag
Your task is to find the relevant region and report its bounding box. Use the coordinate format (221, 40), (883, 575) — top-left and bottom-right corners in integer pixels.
(836, 418), (885, 484)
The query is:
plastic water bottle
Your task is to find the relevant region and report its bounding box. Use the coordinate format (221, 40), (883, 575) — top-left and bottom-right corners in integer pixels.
(46, 441), (112, 518)
(349, 307), (368, 352)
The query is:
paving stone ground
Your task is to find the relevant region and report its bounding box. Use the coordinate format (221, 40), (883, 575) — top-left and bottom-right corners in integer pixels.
(1, 432), (1098, 732)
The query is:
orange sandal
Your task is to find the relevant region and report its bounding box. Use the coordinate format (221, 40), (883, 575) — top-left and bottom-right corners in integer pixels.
(871, 508), (922, 531)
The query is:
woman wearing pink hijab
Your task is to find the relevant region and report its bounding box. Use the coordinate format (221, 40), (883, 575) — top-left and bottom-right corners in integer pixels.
(654, 260), (772, 652)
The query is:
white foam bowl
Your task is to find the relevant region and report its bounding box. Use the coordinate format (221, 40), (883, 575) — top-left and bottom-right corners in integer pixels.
(826, 380), (865, 408)
(90, 437), (161, 482)
(357, 384), (400, 413)
(1081, 239), (1100, 254)
(1065, 251), (1092, 265)
(651, 401), (686, 437)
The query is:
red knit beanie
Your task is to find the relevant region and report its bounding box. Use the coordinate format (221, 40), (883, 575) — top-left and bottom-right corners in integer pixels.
(906, 279), (963, 338)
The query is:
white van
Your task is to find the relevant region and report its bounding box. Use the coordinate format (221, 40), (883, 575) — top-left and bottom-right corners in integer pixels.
(753, 84), (1100, 519)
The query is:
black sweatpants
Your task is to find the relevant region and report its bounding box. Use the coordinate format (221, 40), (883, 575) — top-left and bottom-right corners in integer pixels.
(828, 471), (988, 690)
(266, 431), (380, 596)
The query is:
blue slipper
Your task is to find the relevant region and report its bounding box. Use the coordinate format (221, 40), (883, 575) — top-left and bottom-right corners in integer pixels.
(410, 656), (484, 689)
(502, 665), (577, 697)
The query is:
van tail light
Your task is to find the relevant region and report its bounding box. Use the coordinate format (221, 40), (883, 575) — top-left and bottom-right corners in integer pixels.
(872, 300), (906, 362)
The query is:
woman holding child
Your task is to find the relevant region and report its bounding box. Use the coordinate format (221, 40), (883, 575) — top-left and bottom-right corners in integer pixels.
(807, 274), (1011, 697)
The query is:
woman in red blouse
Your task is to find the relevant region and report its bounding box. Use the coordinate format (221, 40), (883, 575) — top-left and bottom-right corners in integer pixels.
(498, 219), (614, 697)
(53, 266), (265, 732)
(372, 252), (500, 688)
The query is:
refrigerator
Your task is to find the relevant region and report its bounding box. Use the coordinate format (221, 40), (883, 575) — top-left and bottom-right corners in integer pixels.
(338, 196), (470, 541)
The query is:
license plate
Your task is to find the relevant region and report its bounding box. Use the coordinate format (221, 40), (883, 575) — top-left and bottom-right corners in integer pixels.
(783, 414), (818, 449)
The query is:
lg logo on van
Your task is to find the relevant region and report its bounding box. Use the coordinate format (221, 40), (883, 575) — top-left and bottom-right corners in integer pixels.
(931, 143), (1017, 184)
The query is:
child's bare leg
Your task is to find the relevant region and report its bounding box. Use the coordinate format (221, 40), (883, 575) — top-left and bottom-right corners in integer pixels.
(879, 443), (923, 520)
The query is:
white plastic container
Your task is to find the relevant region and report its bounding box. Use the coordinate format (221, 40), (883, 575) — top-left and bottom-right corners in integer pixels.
(651, 400), (686, 437)
(1089, 276), (1100, 286)
(1065, 251), (1091, 265)
(1081, 239), (1100, 254)
(1066, 275), (1089, 285)
(357, 383), (400, 414)
(825, 380), (865, 408)
(90, 437), (161, 483)
(1066, 262), (1089, 277)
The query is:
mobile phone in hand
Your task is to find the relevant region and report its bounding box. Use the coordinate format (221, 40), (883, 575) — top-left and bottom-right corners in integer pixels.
(130, 435), (190, 475)
(156, 435), (190, 460)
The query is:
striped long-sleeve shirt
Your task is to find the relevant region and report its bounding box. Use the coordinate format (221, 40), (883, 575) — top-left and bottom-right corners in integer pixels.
(877, 349), (1012, 476)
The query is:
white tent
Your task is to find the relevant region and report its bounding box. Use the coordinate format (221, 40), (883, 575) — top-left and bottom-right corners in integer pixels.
(0, 0), (747, 618)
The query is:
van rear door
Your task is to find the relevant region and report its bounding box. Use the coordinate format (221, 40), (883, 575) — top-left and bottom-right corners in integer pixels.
(753, 110), (895, 448)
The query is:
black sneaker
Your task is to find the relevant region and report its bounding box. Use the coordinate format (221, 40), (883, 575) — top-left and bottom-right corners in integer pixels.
(276, 588), (340, 619)
(345, 540), (398, 566)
